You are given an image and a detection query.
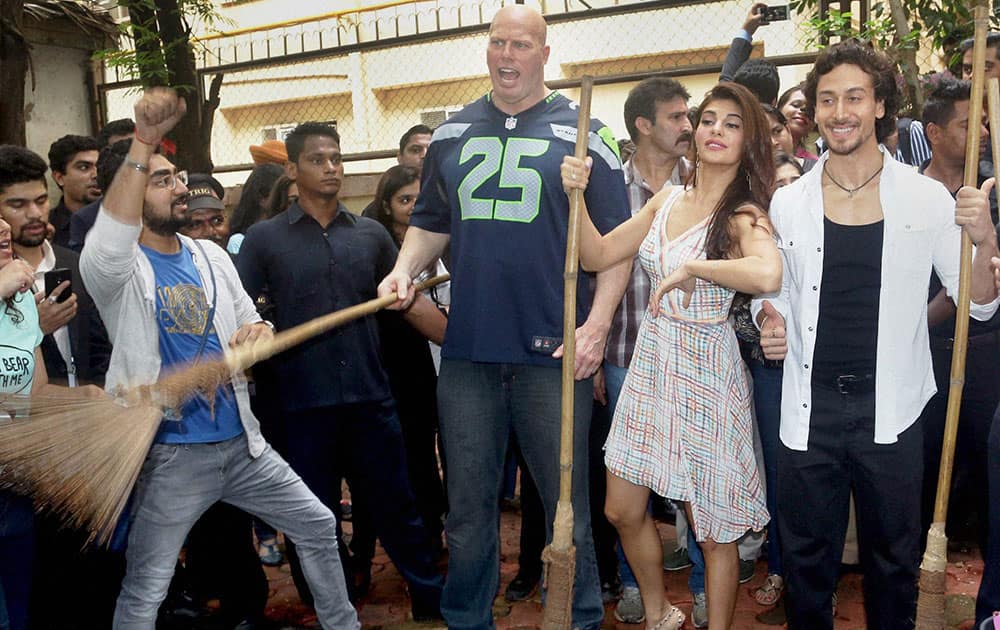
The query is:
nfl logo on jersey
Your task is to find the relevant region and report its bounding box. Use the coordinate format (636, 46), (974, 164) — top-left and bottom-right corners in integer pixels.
(505, 116), (517, 130)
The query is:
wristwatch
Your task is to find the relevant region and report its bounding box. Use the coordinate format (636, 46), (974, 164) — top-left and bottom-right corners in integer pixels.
(259, 320), (276, 332)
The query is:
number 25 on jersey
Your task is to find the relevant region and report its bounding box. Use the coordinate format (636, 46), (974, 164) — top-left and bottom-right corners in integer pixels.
(458, 137), (549, 223)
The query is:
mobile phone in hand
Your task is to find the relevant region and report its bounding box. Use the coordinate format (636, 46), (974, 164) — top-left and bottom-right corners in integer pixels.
(44, 268), (72, 303)
(760, 5), (789, 24)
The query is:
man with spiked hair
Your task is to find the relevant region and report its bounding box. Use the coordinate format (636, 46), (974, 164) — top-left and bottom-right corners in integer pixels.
(756, 40), (999, 628)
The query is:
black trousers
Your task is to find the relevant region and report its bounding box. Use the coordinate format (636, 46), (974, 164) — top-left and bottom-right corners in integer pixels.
(28, 513), (125, 630)
(184, 502), (269, 625)
(976, 407), (1000, 623)
(588, 397), (620, 586)
(920, 338), (1000, 550)
(282, 400), (444, 616)
(778, 382), (922, 630)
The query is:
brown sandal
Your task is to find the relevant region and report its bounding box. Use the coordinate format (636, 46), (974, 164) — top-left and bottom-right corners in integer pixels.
(649, 605), (685, 630)
(753, 574), (784, 606)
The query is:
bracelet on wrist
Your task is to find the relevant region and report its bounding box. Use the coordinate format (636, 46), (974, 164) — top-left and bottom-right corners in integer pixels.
(134, 132), (158, 146)
(125, 158), (149, 174)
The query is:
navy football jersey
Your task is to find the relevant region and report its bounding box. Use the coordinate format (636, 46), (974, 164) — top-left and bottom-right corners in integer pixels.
(410, 91), (630, 366)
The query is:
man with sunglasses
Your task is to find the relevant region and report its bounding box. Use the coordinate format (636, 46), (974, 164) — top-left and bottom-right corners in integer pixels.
(80, 88), (360, 630)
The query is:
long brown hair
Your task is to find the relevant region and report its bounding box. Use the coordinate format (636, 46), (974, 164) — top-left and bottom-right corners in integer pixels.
(689, 82), (775, 260)
(374, 164), (421, 247)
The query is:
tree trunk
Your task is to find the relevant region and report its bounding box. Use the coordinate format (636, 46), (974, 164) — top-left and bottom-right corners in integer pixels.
(887, 0), (924, 116)
(154, 0), (212, 172)
(199, 73), (224, 167)
(122, 0), (163, 87)
(0, 0), (28, 145)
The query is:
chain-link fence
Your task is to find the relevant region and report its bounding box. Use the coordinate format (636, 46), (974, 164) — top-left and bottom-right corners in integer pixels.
(99, 0), (825, 182)
(95, 0), (959, 201)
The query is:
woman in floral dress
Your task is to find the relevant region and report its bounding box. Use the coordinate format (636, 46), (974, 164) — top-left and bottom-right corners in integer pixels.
(562, 82), (781, 629)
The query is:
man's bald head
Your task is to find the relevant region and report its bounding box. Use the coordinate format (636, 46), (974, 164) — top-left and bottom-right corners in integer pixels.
(489, 5), (547, 46)
(486, 4), (551, 114)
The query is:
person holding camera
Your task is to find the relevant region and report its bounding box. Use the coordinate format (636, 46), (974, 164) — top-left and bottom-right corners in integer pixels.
(0, 145), (119, 628)
(0, 146), (110, 391)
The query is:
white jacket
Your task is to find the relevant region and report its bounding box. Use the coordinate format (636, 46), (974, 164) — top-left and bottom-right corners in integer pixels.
(753, 146), (1000, 450)
(80, 207), (266, 457)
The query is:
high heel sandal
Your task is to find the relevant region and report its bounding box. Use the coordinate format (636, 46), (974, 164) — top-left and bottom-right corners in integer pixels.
(649, 605), (685, 630)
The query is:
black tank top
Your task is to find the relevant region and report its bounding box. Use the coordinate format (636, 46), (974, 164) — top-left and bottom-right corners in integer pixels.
(812, 217), (883, 377)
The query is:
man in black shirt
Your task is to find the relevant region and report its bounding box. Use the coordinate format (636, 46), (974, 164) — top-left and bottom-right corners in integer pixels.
(918, 80), (1000, 552)
(47, 135), (101, 248)
(68, 119), (136, 252)
(237, 122), (446, 620)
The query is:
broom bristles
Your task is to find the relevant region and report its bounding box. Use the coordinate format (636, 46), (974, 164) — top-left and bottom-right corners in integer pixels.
(0, 391), (162, 546)
(0, 275), (451, 547)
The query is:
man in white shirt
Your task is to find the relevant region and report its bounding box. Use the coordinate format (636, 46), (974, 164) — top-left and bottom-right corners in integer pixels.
(755, 40), (999, 629)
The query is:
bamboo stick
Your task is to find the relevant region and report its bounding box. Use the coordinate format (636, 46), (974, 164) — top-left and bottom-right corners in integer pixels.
(541, 76), (593, 630)
(915, 5), (989, 627)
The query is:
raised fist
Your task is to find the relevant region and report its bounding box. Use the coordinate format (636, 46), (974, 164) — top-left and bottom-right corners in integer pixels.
(133, 87), (187, 147)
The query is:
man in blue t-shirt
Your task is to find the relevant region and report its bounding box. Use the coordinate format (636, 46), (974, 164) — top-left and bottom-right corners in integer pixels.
(80, 88), (359, 630)
(379, 6), (630, 628)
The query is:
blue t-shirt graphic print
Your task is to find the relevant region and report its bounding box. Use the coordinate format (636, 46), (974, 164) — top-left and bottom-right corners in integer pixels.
(141, 243), (243, 444)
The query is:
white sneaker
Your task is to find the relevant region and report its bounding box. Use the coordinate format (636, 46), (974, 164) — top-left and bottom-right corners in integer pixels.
(613, 586), (645, 624)
(691, 591), (708, 628)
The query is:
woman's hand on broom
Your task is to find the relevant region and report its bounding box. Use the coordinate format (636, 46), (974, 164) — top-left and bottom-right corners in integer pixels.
(229, 321), (274, 348)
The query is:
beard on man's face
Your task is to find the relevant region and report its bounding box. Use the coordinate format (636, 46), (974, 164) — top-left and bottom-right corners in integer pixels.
(13, 219), (47, 248)
(143, 197), (188, 237)
(143, 214), (188, 237)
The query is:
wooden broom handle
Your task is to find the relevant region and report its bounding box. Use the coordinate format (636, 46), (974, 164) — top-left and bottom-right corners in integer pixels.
(227, 273), (450, 372)
(554, 76), (594, 542)
(933, 3), (988, 524)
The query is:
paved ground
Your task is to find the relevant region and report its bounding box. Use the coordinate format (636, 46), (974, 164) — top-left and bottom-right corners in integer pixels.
(253, 507), (986, 629)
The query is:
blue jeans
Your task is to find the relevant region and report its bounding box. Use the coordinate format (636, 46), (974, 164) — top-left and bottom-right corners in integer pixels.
(750, 360), (783, 577)
(113, 437), (358, 630)
(605, 362), (639, 590)
(976, 406), (1000, 624)
(437, 360), (603, 630)
(0, 492), (33, 630)
(688, 526), (705, 593)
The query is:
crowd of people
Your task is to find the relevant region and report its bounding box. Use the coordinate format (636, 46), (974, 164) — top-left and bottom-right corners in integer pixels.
(1, 3), (1000, 629)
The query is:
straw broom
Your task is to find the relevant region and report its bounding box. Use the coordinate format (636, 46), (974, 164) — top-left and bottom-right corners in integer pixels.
(0, 273), (449, 547)
(915, 4), (989, 627)
(541, 75), (593, 630)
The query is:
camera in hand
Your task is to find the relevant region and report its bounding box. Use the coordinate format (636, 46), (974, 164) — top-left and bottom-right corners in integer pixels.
(760, 5), (789, 24)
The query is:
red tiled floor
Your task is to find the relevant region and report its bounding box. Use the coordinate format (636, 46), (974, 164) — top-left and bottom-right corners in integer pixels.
(260, 509), (985, 629)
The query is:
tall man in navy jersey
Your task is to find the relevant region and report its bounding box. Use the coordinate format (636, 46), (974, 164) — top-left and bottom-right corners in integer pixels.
(379, 5), (631, 628)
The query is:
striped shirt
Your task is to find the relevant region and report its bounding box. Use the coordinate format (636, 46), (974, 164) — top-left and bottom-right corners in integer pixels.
(605, 156), (691, 368)
(895, 119), (932, 167)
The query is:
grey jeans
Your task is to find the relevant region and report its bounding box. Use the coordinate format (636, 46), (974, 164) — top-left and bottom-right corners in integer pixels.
(113, 436), (358, 630)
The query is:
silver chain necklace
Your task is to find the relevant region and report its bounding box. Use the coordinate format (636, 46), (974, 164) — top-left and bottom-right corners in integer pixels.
(823, 162), (883, 198)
